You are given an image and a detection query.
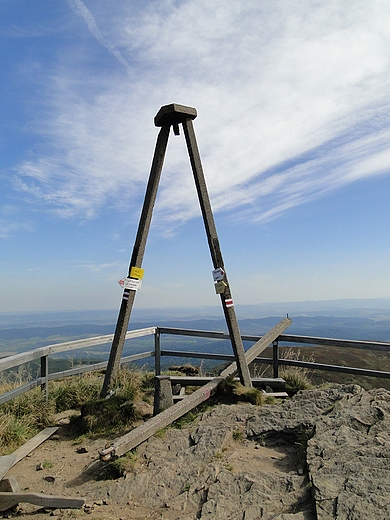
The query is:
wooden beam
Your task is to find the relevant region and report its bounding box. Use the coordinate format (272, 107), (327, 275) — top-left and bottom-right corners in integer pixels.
(0, 492), (84, 512)
(12, 427), (58, 467)
(100, 124), (171, 397)
(0, 427), (58, 480)
(99, 317), (291, 460)
(182, 117), (252, 387)
(220, 318), (292, 377)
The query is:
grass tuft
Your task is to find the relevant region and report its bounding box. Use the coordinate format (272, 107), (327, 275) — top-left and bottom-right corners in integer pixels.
(79, 396), (136, 436)
(280, 348), (314, 395)
(98, 450), (137, 480)
(51, 372), (102, 412)
(216, 375), (265, 406)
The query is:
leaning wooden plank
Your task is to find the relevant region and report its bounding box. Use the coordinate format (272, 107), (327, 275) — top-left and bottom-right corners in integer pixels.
(0, 456), (16, 482)
(99, 317), (291, 460)
(0, 477), (20, 493)
(12, 427), (58, 466)
(220, 317), (292, 377)
(0, 427), (58, 480)
(0, 492), (85, 512)
(100, 376), (224, 460)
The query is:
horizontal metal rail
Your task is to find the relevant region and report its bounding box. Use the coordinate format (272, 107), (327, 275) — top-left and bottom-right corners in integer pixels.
(158, 326), (260, 342)
(0, 351), (155, 405)
(277, 358), (390, 379)
(162, 349), (275, 366)
(160, 350), (390, 380)
(159, 327), (390, 352)
(0, 324), (389, 405)
(0, 380), (44, 405)
(161, 349), (236, 361)
(0, 327), (156, 372)
(47, 351), (155, 382)
(279, 334), (390, 351)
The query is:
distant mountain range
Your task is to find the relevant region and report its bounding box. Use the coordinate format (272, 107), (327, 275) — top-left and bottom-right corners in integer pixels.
(1, 297), (390, 356)
(2, 297), (390, 329)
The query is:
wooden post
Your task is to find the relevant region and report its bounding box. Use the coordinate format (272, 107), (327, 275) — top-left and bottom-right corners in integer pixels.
(181, 117), (251, 387)
(154, 328), (161, 376)
(153, 375), (173, 415)
(40, 355), (48, 401)
(100, 125), (171, 397)
(273, 339), (279, 378)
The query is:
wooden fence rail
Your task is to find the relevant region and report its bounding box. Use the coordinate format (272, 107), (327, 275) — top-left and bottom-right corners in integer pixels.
(0, 325), (389, 405)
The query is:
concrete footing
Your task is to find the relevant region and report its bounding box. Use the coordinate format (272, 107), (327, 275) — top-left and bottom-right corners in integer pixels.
(153, 376), (174, 415)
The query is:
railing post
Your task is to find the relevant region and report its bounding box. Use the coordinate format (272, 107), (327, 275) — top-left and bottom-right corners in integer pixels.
(40, 355), (49, 401)
(272, 340), (279, 378)
(154, 328), (161, 376)
(153, 375), (173, 415)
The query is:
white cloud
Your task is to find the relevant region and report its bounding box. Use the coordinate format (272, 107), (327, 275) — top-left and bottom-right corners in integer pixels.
(14, 0), (390, 226)
(0, 219), (33, 239)
(79, 260), (126, 274)
(67, 0), (131, 71)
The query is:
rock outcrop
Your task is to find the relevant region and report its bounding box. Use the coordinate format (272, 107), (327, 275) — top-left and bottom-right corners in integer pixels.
(107, 384), (390, 519)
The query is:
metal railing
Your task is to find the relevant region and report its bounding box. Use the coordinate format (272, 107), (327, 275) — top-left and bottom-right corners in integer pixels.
(0, 325), (389, 404)
(0, 327), (157, 404)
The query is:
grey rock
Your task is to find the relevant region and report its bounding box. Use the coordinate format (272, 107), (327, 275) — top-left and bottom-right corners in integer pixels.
(306, 386), (390, 520)
(106, 384), (390, 519)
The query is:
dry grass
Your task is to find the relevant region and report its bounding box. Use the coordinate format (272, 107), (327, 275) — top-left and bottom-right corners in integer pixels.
(0, 366), (155, 453)
(279, 348), (314, 395)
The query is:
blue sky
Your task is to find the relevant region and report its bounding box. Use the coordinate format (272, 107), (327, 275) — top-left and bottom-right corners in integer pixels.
(1, 0), (390, 313)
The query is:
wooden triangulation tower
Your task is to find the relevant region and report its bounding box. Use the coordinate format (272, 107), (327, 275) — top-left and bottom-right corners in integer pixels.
(101, 103), (252, 396)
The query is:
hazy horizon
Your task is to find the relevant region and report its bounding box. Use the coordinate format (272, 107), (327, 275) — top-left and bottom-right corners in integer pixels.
(2, 296), (390, 329)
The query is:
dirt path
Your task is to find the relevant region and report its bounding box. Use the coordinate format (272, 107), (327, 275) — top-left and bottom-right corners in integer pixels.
(4, 410), (301, 519)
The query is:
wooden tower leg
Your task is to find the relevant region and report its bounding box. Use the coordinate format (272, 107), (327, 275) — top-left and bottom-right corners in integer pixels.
(101, 125), (171, 397)
(181, 118), (252, 387)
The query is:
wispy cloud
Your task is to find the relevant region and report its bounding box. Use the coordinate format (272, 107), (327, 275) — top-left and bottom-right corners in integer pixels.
(79, 260), (126, 274)
(14, 0), (390, 226)
(0, 205), (33, 237)
(67, 0), (131, 71)
(0, 222), (25, 239)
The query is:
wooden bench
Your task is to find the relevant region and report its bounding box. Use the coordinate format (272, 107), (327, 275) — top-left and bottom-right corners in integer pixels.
(166, 376), (288, 400)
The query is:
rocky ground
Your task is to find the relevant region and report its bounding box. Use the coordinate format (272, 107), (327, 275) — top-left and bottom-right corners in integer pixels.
(3, 383), (390, 519)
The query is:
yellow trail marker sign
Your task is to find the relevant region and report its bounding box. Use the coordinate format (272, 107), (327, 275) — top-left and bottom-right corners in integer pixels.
(130, 267), (145, 279)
